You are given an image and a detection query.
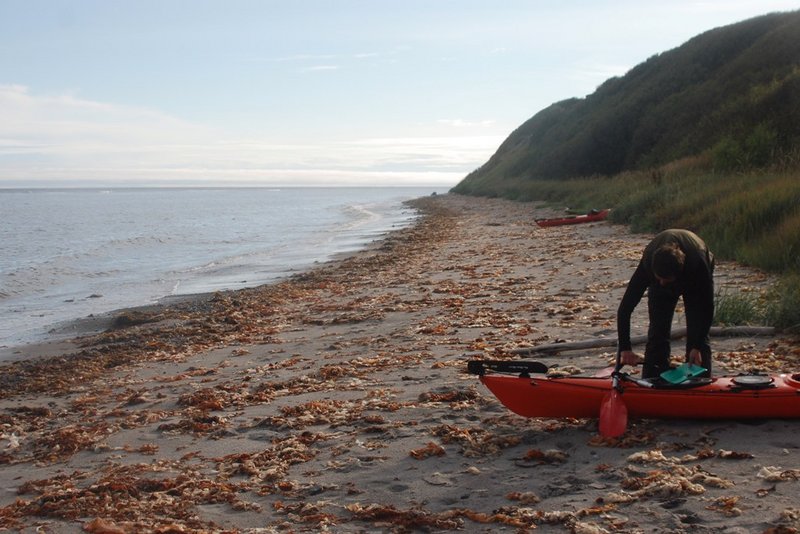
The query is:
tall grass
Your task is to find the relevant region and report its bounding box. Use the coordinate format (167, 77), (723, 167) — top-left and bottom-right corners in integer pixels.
(714, 290), (763, 326)
(713, 284), (800, 332)
(765, 274), (800, 333)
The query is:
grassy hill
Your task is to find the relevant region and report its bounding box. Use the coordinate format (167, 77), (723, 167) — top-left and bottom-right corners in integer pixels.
(453, 10), (800, 194)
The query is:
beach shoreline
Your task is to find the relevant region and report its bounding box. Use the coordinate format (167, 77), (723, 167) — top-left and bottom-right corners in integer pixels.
(1, 193), (799, 533)
(0, 292), (237, 364)
(0, 204), (421, 364)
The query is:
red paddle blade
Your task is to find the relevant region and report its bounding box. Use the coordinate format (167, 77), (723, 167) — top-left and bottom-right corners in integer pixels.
(599, 388), (628, 437)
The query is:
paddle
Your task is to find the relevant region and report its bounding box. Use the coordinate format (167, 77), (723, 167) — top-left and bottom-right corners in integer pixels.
(466, 360), (549, 376)
(598, 352), (628, 437)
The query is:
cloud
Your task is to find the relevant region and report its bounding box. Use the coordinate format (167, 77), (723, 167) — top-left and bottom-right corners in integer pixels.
(345, 136), (502, 166)
(436, 119), (497, 128)
(298, 65), (340, 73)
(0, 84), (212, 151)
(0, 85), (493, 186)
(266, 54), (338, 62)
(0, 166), (464, 187)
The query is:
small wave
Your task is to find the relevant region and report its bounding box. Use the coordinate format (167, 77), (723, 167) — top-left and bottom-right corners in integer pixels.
(98, 234), (177, 250)
(343, 203), (381, 220)
(337, 204), (383, 234)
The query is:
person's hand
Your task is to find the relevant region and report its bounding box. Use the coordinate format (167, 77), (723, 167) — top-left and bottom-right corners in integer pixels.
(619, 350), (642, 366)
(687, 348), (703, 367)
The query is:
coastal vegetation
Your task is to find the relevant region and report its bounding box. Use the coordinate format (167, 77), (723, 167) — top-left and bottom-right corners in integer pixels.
(451, 10), (800, 331)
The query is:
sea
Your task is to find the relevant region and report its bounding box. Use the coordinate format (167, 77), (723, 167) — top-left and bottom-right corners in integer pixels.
(0, 186), (446, 352)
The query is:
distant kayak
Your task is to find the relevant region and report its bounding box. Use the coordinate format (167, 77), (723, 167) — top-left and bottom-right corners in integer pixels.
(535, 209), (610, 227)
(468, 360), (800, 420)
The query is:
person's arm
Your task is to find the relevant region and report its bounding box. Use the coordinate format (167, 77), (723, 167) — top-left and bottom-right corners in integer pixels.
(617, 261), (650, 352)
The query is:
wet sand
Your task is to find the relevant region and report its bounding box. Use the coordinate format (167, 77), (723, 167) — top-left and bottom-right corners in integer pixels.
(1, 193), (799, 533)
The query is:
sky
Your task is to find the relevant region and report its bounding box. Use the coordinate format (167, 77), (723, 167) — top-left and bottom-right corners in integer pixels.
(1, 1), (798, 188)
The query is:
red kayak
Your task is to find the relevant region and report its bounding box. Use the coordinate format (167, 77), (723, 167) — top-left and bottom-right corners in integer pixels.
(535, 209), (610, 228)
(468, 360), (800, 419)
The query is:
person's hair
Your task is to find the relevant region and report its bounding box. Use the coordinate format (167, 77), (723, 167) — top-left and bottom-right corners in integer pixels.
(652, 243), (685, 279)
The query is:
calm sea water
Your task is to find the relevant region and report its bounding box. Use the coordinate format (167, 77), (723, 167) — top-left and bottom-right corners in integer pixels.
(0, 186), (444, 350)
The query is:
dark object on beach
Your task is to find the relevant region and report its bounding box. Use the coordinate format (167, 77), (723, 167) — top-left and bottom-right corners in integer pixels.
(467, 360), (800, 421)
(109, 311), (162, 330)
(535, 209), (610, 228)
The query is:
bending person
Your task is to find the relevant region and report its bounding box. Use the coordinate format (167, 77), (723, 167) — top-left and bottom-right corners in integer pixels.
(617, 229), (715, 378)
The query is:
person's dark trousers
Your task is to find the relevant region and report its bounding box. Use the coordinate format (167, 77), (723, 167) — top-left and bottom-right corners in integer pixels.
(642, 283), (713, 379)
(684, 297), (713, 377)
(642, 283), (679, 379)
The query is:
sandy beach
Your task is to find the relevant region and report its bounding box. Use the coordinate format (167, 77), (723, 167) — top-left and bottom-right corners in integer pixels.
(1, 193), (799, 533)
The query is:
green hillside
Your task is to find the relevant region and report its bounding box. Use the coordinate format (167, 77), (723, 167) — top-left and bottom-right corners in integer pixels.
(453, 10), (800, 195)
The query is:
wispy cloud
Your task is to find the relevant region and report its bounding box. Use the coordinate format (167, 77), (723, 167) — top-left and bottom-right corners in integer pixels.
(0, 84), (212, 149)
(436, 119), (497, 128)
(266, 53), (338, 62)
(0, 85), (491, 186)
(298, 65), (340, 73)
